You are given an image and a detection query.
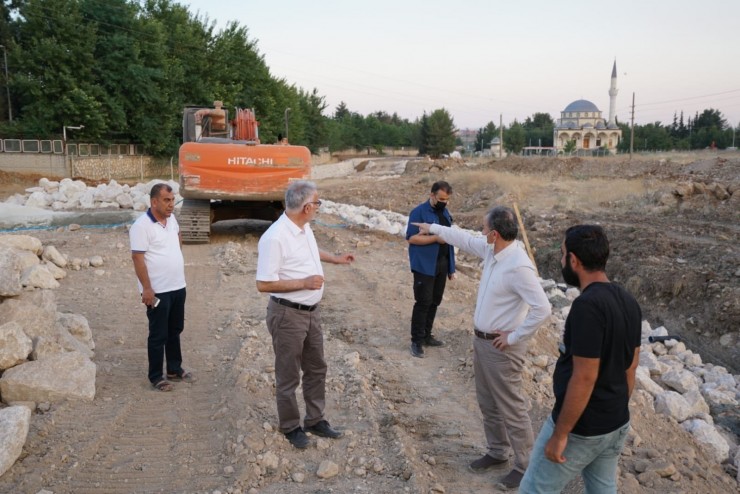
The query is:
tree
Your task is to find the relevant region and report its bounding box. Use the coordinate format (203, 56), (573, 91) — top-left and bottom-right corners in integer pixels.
(523, 112), (554, 147)
(424, 109), (456, 158)
(504, 120), (525, 154)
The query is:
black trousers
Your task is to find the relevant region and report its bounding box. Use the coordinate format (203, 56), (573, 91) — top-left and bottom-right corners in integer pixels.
(410, 270), (447, 343)
(146, 287), (186, 384)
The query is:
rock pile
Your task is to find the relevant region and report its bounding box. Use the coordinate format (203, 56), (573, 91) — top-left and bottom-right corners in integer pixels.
(0, 233), (97, 478)
(3, 177), (182, 212)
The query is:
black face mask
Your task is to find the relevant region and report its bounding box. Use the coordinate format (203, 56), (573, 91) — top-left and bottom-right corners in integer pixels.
(433, 200), (447, 212)
(561, 253), (580, 287)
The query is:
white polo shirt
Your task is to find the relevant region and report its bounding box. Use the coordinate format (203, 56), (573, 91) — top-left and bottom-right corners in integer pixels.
(256, 213), (324, 306)
(129, 209), (186, 294)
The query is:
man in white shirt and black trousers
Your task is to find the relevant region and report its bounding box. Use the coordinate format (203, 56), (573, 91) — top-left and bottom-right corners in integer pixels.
(414, 205), (551, 490)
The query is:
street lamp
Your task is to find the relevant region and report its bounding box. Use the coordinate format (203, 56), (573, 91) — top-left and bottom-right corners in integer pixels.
(63, 125), (85, 149)
(0, 45), (11, 122)
(284, 107), (291, 142)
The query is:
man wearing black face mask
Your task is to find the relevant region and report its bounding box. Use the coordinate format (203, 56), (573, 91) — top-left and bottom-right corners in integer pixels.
(405, 181), (456, 358)
(520, 225), (642, 494)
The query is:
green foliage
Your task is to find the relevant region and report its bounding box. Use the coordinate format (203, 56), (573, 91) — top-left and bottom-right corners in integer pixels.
(423, 108), (456, 158)
(475, 121), (498, 152)
(523, 112), (554, 147)
(503, 120), (526, 154)
(563, 139), (576, 153)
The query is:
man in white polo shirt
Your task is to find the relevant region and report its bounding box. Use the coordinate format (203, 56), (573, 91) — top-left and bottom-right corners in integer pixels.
(256, 180), (355, 449)
(130, 183), (192, 392)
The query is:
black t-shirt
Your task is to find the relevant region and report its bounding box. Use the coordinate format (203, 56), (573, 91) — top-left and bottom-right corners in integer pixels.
(551, 282), (642, 436)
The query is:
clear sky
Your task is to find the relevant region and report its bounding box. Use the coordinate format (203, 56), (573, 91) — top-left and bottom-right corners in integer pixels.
(181, 0), (740, 130)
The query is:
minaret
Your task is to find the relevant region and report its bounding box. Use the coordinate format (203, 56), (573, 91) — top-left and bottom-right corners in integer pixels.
(608, 60), (618, 126)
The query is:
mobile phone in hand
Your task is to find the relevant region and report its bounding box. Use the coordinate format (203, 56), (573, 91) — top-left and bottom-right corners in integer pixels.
(152, 297), (160, 308)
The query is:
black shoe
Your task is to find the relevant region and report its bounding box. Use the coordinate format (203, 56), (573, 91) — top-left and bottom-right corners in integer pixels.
(410, 342), (425, 358)
(284, 427), (310, 449)
(305, 420), (343, 439)
(423, 336), (445, 347)
(468, 454), (508, 473)
(496, 469), (524, 490)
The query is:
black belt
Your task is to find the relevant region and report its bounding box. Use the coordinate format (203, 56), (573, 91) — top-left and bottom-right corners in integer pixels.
(270, 296), (318, 312)
(474, 329), (497, 340)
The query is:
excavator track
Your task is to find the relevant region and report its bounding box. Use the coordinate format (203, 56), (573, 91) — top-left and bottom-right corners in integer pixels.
(177, 199), (211, 243)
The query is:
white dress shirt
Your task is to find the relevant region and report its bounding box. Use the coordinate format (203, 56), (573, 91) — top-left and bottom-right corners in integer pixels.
(429, 224), (551, 345)
(256, 213), (324, 306)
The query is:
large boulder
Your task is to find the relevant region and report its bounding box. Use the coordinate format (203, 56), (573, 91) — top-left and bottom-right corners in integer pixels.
(20, 264), (60, 290)
(0, 322), (32, 370)
(0, 352), (96, 403)
(0, 235), (43, 255)
(654, 390), (692, 422)
(660, 368), (701, 393)
(0, 406), (32, 477)
(0, 290), (59, 345)
(0, 246), (23, 296)
(681, 419), (730, 463)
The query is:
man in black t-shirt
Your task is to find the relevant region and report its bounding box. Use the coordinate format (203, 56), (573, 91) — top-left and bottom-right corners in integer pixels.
(520, 225), (641, 494)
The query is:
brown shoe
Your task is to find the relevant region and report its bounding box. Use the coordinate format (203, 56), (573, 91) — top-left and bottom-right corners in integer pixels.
(496, 469), (524, 490)
(468, 454), (508, 473)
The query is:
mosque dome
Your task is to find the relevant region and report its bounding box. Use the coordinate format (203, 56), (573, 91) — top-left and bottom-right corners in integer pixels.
(563, 99), (600, 113)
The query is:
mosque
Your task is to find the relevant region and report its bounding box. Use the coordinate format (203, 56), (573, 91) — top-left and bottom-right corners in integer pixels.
(554, 61), (622, 154)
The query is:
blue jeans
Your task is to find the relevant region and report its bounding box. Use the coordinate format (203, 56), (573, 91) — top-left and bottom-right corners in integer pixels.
(520, 416), (629, 494)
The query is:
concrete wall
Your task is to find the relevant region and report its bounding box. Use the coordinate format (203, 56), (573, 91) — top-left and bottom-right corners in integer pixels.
(0, 154), (175, 180)
(0, 153), (68, 177)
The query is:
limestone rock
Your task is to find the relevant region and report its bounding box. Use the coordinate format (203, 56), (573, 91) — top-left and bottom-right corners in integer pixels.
(20, 264), (60, 289)
(30, 336), (67, 361)
(0, 290), (58, 342)
(41, 261), (67, 280)
(0, 406), (32, 477)
(14, 249), (40, 272)
(316, 460), (339, 479)
(660, 368), (701, 393)
(41, 245), (67, 268)
(89, 255), (104, 268)
(654, 390), (692, 422)
(0, 235), (43, 255)
(0, 322), (32, 370)
(681, 419), (730, 463)
(56, 313), (94, 350)
(0, 352), (96, 403)
(0, 247), (23, 296)
(635, 366), (664, 396)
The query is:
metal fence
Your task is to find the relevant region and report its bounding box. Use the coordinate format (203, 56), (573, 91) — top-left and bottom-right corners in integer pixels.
(0, 139), (144, 156)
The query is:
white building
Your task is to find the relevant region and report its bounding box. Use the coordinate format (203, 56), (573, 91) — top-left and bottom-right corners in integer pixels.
(554, 62), (622, 154)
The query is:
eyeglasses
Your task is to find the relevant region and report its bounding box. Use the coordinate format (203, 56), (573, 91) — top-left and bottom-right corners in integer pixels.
(304, 200), (322, 208)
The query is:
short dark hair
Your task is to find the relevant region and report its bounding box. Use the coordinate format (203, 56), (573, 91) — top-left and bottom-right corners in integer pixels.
(431, 181), (452, 194)
(150, 183), (172, 199)
(564, 225), (609, 271)
(486, 206), (518, 241)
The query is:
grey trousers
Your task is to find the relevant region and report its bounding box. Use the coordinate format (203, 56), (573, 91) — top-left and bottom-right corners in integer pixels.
(266, 298), (327, 433)
(473, 335), (534, 473)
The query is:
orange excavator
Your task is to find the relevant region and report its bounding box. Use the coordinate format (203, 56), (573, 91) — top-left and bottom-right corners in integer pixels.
(177, 101), (311, 243)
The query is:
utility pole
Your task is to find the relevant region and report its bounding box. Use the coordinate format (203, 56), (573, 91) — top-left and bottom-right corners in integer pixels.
(0, 45), (11, 122)
(629, 92), (635, 161)
(284, 107), (291, 142)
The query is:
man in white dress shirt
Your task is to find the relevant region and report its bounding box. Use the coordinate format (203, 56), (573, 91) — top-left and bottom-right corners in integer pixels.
(256, 180), (355, 449)
(414, 205), (551, 490)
